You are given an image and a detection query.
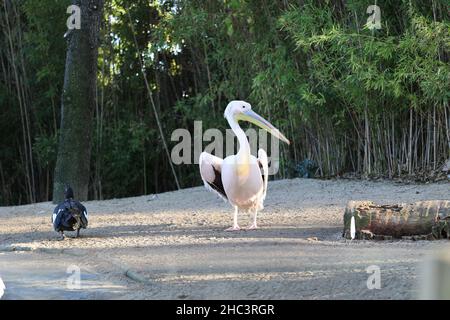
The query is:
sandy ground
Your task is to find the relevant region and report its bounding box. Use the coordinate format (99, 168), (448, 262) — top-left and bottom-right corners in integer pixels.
(0, 178), (449, 299)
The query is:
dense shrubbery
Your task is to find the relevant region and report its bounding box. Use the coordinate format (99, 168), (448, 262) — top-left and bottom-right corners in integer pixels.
(0, 0), (448, 205)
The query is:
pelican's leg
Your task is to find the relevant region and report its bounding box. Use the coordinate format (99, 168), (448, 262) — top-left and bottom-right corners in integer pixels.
(225, 206), (240, 231)
(247, 209), (258, 230)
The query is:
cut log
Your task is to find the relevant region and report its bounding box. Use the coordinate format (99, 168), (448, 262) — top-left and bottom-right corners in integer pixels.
(343, 200), (450, 240)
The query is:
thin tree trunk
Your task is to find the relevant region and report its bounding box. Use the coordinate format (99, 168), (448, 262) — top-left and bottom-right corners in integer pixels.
(2, 0), (34, 203)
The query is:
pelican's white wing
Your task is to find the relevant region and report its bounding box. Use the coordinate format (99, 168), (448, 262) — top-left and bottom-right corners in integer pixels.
(257, 149), (269, 200)
(199, 152), (227, 201)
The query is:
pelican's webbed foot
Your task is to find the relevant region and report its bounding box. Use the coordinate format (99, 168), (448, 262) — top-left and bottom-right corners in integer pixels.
(246, 223), (258, 230)
(225, 225), (241, 232)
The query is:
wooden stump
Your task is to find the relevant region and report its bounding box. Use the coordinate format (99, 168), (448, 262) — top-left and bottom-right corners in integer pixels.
(343, 200), (450, 240)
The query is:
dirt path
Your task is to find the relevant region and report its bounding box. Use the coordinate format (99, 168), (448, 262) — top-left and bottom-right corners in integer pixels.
(0, 178), (449, 299)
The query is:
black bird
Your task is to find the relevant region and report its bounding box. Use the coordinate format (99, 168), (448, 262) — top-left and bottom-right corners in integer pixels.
(52, 186), (88, 240)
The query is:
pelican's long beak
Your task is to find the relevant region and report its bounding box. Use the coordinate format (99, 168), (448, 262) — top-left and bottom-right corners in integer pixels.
(237, 109), (290, 145)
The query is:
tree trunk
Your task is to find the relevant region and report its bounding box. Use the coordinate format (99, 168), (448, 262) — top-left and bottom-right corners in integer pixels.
(53, 0), (103, 203)
(343, 200), (450, 240)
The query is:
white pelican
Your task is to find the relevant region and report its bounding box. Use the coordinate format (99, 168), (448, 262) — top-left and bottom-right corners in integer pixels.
(199, 100), (290, 231)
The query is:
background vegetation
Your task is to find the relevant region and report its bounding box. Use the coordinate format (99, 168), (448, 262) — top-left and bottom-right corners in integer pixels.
(0, 0), (448, 205)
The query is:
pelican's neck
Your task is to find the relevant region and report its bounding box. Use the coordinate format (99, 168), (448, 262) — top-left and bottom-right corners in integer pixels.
(227, 115), (250, 163)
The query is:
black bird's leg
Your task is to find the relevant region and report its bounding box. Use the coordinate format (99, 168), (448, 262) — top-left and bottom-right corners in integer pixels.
(58, 231), (65, 241)
(76, 228), (80, 238)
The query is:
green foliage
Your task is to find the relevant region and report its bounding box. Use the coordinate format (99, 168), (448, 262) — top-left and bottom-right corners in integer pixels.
(0, 0), (448, 204)
(33, 134), (57, 168)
